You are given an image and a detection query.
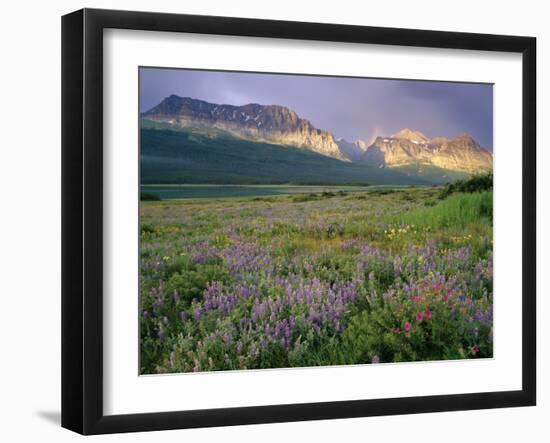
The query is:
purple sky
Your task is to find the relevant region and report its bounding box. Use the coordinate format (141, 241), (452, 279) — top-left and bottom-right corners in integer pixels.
(139, 67), (493, 150)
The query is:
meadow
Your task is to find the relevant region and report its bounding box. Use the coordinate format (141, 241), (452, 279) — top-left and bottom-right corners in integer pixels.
(139, 180), (493, 374)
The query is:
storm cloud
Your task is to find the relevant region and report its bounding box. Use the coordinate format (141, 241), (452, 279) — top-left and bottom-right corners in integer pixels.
(139, 67), (493, 150)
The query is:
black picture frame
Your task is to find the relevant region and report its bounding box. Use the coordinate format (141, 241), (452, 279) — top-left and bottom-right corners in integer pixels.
(62, 8), (537, 435)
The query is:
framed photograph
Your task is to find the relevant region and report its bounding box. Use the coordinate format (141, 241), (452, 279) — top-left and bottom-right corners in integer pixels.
(62, 8), (536, 435)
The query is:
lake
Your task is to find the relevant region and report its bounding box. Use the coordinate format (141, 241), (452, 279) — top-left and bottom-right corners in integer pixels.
(140, 184), (380, 200)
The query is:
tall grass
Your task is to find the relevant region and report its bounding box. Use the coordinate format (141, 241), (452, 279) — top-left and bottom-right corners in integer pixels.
(392, 191), (492, 229)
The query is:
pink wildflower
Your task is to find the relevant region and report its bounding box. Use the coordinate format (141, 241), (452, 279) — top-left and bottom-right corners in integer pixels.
(471, 345), (480, 354)
(404, 322), (412, 332)
(425, 309), (432, 320)
(416, 312), (423, 322)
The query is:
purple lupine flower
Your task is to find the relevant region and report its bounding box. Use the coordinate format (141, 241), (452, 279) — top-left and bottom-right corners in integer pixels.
(194, 307), (203, 321)
(147, 233), (492, 371)
(250, 343), (258, 358)
(222, 332), (232, 344)
(149, 282), (165, 307)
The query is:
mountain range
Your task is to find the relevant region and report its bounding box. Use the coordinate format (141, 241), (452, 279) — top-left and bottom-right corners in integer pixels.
(360, 129), (493, 173)
(142, 95), (346, 160)
(140, 95), (493, 185)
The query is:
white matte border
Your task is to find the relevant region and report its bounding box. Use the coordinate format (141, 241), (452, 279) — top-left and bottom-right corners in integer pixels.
(103, 29), (523, 415)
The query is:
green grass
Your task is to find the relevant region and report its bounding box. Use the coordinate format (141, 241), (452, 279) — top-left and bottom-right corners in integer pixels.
(391, 191), (493, 229)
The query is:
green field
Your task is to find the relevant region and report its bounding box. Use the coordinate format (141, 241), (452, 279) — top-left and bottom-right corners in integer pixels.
(140, 183), (493, 374)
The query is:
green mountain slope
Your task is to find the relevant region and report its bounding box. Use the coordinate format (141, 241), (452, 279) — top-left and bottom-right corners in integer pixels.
(390, 164), (469, 183)
(140, 124), (437, 186)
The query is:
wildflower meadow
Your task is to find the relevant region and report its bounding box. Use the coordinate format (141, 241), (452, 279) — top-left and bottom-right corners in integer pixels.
(139, 180), (493, 374)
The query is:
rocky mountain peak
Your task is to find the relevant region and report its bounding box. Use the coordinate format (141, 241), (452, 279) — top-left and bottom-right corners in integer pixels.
(361, 129), (492, 173)
(391, 128), (429, 143)
(142, 96), (348, 161)
(452, 133), (479, 145)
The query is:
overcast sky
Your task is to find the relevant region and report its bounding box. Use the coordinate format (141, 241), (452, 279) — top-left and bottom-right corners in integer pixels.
(139, 67), (493, 150)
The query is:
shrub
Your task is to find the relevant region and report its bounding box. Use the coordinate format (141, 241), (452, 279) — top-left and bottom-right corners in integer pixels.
(369, 188), (396, 196)
(166, 264), (231, 306)
(140, 191), (161, 201)
(292, 193), (319, 202)
(140, 222), (156, 235)
(439, 173), (493, 199)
